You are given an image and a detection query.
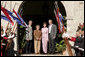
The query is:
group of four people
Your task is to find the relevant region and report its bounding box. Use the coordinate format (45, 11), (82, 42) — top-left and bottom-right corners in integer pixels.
(25, 19), (57, 54)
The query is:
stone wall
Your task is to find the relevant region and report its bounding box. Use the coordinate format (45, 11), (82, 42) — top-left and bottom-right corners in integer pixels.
(1, 1), (84, 36)
(61, 1), (84, 37)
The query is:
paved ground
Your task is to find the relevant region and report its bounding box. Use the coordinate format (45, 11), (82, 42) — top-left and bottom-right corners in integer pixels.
(21, 54), (63, 56)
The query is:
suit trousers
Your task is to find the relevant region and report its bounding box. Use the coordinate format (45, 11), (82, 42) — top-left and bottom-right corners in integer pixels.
(34, 40), (41, 54)
(26, 40), (32, 53)
(49, 34), (55, 53)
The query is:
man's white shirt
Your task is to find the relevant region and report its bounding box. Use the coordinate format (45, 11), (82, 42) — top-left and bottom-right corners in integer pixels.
(49, 24), (53, 33)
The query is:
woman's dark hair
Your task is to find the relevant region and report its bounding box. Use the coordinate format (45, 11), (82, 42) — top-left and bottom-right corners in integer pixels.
(43, 22), (47, 25)
(28, 20), (32, 23)
(29, 20), (32, 22)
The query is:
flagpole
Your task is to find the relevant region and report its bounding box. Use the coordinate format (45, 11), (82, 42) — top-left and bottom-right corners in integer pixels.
(2, 1), (10, 33)
(5, 22), (9, 33)
(12, 21), (17, 33)
(54, 1), (73, 56)
(12, 2), (18, 33)
(13, 22), (17, 34)
(10, 1), (12, 31)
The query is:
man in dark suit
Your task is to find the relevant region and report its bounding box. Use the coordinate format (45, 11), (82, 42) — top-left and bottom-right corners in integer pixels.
(74, 28), (84, 56)
(48, 19), (57, 54)
(79, 28), (84, 56)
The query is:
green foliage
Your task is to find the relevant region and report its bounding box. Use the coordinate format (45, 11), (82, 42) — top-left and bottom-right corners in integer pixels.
(20, 26), (24, 28)
(56, 40), (66, 52)
(55, 16), (67, 52)
(19, 25), (26, 49)
(58, 34), (62, 38)
(20, 30), (26, 49)
(63, 16), (66, 19)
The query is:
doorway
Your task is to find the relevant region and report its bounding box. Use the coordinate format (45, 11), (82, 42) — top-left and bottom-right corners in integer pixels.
(18, 1), (67, 54)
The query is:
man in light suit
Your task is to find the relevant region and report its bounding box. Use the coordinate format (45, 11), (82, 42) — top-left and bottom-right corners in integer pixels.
(25, 20), (33, 54)
(48, 19), (57, 54)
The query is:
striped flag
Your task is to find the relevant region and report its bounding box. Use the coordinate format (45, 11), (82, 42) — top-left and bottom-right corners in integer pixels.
(56, 7), (65, 32)
(13, 9), (28, 27)
(1, 15), (10, 22)
(7, 9), (26, 27)
(56, 8), (61, 33)
(58, 12), (65, 32)
(1, 6), (14, 25)
(58, 13), (63, 32)
(59, 12), (64, 20)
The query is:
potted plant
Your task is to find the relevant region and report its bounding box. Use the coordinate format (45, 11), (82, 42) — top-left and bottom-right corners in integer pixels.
(19, 26), (26, 54)
(56, 40), (66, 55)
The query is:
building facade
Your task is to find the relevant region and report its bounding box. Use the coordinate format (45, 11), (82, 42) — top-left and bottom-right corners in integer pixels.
(1, 1), (84, 55)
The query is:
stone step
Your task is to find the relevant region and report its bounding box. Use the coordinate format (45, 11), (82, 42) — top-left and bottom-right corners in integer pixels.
(21, 54), (63, 56)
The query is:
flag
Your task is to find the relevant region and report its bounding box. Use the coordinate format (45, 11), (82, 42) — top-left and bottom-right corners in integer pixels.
(58, 12), (63, 32)
(57, 8), (65, 32)
(60, 15), (65, 32)
(1, 6), (14, 25)
(1, 15), (11, 22)
(56, 8), (61, 33)
(19, 14), (28, 27)
(7, 9), (25, 27)
(59, 18), (63, 33)
(59, 13), (64, 20)
(13, 9), (28, 27)
(58, 12), (65, 32)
